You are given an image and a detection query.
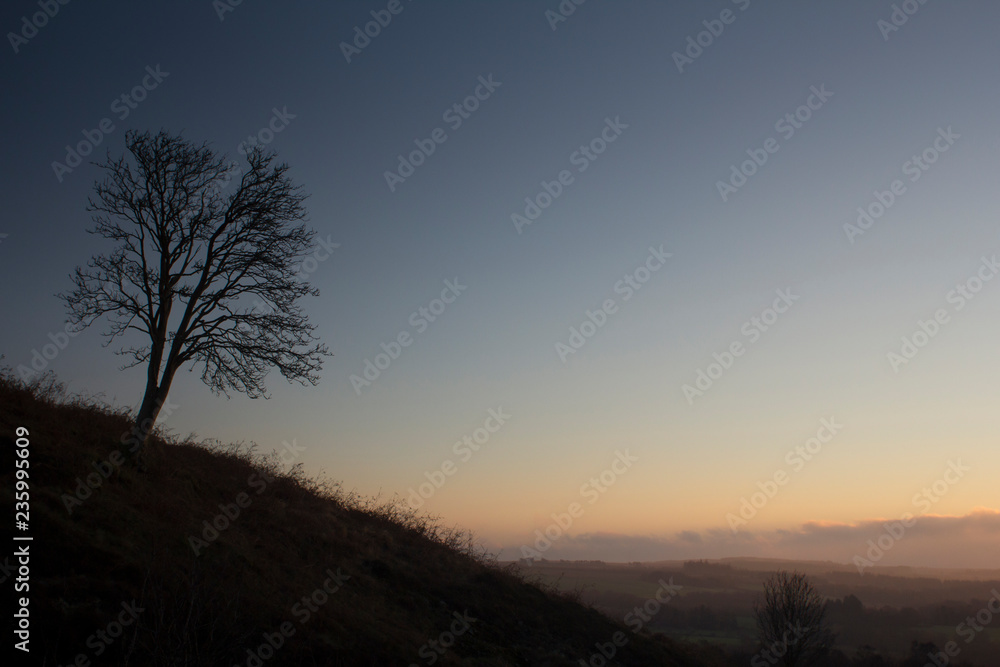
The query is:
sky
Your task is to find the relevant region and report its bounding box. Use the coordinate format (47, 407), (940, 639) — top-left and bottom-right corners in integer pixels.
(2, 1), (999, 569)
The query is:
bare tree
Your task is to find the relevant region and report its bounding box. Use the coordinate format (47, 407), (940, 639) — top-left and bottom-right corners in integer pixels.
(752, 570), (833, 666)
(60, 130), (330, 464)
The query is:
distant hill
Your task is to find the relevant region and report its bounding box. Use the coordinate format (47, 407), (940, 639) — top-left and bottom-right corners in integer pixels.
(517, 558), (999, 665)
(645, 556), (1000, 581)
(0, 369), (708, 666)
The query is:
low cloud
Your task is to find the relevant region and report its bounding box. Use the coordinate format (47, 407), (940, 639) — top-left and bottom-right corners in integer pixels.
(502, 508), (1000, 568)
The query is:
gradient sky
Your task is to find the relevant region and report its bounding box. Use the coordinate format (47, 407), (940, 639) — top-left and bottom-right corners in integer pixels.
(2, 1), (999, 569)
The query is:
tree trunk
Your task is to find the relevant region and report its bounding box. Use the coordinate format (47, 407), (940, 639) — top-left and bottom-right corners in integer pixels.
(129, 369), (176, 469)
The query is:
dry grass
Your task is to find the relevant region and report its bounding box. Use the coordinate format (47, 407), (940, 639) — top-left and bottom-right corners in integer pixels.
(0, 366), (706, 666)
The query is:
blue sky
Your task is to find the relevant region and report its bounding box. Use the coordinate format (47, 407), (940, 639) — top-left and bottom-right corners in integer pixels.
(3, 1), (999, 567)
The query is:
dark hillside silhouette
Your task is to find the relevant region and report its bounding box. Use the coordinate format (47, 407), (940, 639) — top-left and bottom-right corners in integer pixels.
(0, 368), (708, 666)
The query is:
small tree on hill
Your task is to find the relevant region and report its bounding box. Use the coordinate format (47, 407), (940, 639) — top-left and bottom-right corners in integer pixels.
(752, 570), (834, 666)
(60, 130), (330, 465)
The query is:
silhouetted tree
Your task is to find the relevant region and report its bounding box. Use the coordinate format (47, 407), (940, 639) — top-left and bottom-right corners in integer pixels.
(60, 130), (329, 464)
(752, 570), (834, 666)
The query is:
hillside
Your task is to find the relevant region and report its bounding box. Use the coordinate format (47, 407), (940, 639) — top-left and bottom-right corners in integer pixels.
(0, 369), (709, 666)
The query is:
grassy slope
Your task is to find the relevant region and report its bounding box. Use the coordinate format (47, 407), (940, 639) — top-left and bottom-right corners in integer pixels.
(1, 371), (711, 666)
